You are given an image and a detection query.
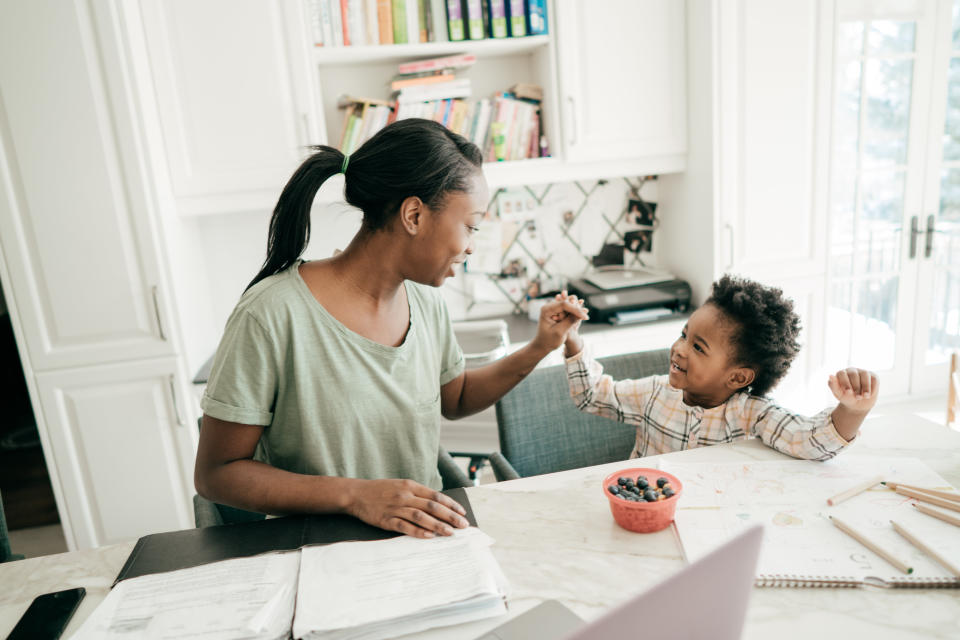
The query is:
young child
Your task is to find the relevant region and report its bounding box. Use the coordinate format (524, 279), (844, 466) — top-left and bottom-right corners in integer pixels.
(560, 275), (878, 461)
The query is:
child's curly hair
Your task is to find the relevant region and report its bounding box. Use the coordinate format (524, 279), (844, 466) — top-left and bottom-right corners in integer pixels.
(705, 275), (801, 397)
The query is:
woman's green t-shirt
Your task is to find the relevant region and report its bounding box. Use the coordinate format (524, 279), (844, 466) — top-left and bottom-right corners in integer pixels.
(200, 262), (465, 490)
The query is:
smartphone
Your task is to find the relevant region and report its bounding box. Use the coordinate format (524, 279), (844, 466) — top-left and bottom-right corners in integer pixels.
(5, 587), (85, 640)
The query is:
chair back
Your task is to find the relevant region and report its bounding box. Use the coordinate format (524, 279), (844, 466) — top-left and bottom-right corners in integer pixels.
(495, 349), (671, 477)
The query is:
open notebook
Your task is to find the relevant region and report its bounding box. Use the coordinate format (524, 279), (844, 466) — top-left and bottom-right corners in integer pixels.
(662, 457), (960, 589)
(69, 527), (507, 640)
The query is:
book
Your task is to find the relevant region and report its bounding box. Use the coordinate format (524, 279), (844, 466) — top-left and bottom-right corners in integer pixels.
(405, 0), (420, 45)
(329, 0), (345, 46)
(663, 458), (960, 589)
(346, 0), (367, 46)
(509, 82), (543, 102)
(308, 0), (324, 45)
(364, 0), (380, 45)
(317, 0), (335, 46)
(74, 524), (508, 639)
(487, 0), (507, 38)
(376, 0), (393, 43)
(390, 71), (455, 90)
(339, 0), (352, 45)
(525, 0), (547, 35)
(397, 52), (476, 74)
(396, 78), (471, 103)
(429, 0), (449, 42)
(392, 0), (407, 43)
(464, 0), (485, 40)
(418, 0), (429, 42)
(506, 0), (525, 37)
(446, 0), (466, 41)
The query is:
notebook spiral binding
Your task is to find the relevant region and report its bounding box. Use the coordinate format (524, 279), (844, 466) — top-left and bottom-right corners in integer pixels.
(755, 575), (960, 589)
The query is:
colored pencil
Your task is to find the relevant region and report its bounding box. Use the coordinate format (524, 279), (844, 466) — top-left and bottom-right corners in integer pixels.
(826, 475), (884, 506)
(891, 520), (960, 577)
(914, 503), (960, 528)
(894, 486), (960, 514)
(829, 515), (913, 574)
(882, 482), (960, 503)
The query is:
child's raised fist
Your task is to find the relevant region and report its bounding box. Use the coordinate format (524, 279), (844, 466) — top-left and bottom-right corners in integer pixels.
(828, 368), (879, 413)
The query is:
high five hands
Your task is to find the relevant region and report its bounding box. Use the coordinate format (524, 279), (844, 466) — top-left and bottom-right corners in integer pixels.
(530, 290), (589, 353)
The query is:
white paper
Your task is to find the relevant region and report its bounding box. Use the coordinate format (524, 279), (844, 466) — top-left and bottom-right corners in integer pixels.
(69, 552), (300, 640)
(664, 457), (960, 580)
(293, 527), (505, 639)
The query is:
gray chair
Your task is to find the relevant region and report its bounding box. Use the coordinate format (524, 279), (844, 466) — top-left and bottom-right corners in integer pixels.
(490, 349), (671, 480)
(1, 490), (24, 562)
(192, 420), (473, 527)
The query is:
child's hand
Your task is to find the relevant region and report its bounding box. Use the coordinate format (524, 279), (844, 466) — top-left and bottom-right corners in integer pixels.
(530, 291), (588, 354)
(828, 368), (879, 413)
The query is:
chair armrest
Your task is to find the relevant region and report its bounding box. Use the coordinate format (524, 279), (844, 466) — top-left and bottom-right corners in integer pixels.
(438, 446), (473, 489)
(488, 452), (521, 482)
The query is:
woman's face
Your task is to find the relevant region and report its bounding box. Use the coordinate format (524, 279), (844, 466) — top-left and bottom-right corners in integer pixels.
(416, 173), (489, 287)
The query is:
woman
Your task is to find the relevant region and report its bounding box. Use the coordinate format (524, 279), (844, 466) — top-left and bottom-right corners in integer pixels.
(195, 119), (586, 539)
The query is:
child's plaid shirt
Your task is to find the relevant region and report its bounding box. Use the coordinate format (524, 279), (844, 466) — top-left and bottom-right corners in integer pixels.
(565, 349), (854, 460)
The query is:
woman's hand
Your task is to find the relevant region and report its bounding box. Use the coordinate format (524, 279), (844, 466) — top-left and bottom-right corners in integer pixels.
(530, 291), (589, 354)
(828, 368), (879, 413)
(344, 478), (470, 538)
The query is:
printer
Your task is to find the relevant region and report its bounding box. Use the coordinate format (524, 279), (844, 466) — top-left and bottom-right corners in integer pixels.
(567, 268), (691, 325)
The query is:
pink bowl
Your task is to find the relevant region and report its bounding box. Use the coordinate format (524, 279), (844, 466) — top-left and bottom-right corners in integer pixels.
(602, 467), (683, 533)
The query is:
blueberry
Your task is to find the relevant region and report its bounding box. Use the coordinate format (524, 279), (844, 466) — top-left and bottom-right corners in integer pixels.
(630, 485), (641, 494)
(636, 478), (649, 490)
(657, 477), (668, 488)
(663, 488), (675, 497)
(608, 485), (620, 495)
(618, 477), (628, 486)
(643, 490), (657, 502)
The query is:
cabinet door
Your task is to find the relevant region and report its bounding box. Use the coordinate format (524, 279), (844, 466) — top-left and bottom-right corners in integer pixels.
(35, 358), (196, 550)
(0, 0), (176, 371)
(554, 0), (687, 163)
(139, 0), (319, 215)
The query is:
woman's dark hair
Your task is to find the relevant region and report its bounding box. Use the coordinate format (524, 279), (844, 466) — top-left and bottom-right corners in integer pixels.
(705, 274), (801, 397)
(247, 118), (483, 290)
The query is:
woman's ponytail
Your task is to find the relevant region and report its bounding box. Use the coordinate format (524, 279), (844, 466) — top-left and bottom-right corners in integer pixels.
(246, 146), (344, 291)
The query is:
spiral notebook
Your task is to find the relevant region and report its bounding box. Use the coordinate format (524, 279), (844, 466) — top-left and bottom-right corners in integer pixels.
(662, 458), (960, 589)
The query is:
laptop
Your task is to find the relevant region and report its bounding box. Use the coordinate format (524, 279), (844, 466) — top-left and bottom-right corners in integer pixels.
(475, 524), (763, 640)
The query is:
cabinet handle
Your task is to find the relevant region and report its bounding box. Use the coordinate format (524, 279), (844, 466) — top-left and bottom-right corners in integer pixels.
(908, 215), (920, 259)
(725, 223), (735, 270)
(168, 375), (186, 428)
(567, 96), (578, 147)
(925, 214), (935, 259)
(151, 286), (167, 341)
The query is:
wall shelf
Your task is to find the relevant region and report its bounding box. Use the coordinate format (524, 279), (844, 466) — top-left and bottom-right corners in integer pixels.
(312, 35), (550, 66)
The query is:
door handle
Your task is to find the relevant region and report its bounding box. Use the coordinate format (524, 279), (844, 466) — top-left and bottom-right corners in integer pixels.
(909, 215), (920, 259)
(168, 375), (186, 428)
(925, 214), (935, 259)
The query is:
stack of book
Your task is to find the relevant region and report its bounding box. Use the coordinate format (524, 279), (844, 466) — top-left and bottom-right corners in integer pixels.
(338, 53), (546, 161)
(308, 0), (548, 47)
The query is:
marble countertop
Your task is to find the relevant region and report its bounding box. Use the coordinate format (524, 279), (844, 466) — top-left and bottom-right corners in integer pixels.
(2, 413), (958, 639)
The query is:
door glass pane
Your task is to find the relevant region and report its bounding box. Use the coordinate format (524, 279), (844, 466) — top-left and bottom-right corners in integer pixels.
(928, 167), (960, 362)
(868, 21), (916, 55)
(834, 61), (862, 170)
(838, 22), (865, 59)
(863, 59), (913, 166)
(953, 0), (960, 48)
(826, 279), (898, 372)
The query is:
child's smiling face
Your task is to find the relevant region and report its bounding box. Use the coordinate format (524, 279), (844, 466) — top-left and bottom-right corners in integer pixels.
(668, 304), (756, 408)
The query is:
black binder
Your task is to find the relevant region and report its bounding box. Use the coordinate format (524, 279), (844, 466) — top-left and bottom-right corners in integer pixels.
(114, 487), (476, 585)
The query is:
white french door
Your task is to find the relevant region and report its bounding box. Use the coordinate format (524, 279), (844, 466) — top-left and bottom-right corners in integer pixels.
(826, 0), (959, 396)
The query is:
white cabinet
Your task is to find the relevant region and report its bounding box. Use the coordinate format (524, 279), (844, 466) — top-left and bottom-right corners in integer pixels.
(554, 0), (687, 166)
(0, 0), (176, 372)
(35, 358), (195, 549)
(138, 0), (320, 215)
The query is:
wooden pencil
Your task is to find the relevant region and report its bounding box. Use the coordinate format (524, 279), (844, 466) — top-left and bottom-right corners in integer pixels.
(829, 515), (913, 574)
(882, 482), (960, 503)
(891, 520), (960, 577)
(914, 502), (960, 528)
(826, 474), (884, 506)
(894, 486), (960, 514)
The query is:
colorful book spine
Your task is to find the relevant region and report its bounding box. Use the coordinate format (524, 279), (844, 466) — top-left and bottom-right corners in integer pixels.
(364, 0), (380, 45)
(446, 0), (466, 41)
(339, 0), (352, 45)
(392, 0), (408, 43)
(464, 0), (484, 40)
(422, 0), (433, 41)
(506, 0), (525, 37)
(329, 0), (345, 46)
(525, 0), (547, 35)
(376, 0), (393, 43)
(347, 0), (367, 46)
(397, 53), (475, 74)
(486, 0), (507, 38)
